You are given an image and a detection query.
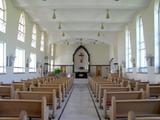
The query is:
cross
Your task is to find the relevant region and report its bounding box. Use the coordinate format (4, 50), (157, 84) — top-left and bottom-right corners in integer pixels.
(79, 52), (84, 63)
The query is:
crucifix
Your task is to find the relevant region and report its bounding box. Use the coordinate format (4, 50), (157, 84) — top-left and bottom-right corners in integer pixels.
(79, 52), (84, 63)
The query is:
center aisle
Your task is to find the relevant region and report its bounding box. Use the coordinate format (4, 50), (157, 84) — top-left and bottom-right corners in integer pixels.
(59, 79), (100, 120)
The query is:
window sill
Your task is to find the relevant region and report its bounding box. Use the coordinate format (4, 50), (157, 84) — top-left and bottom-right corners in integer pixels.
(29, 72), (37, 73)
(0, 73), (6, 75)
(137, 72), (148, 74)
(155, 73), (160, 74)
(13, 72), (25, 74)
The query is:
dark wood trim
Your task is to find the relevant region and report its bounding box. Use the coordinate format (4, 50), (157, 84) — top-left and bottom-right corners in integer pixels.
(51, 64), (110, 67)
(90, 65), (110, 66)
(52, 65), (73, 66)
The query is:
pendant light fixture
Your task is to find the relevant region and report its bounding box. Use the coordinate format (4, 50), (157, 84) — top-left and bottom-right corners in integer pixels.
(52, 9), (56, 19)
(80, 38), (83, 45)
(101, 23), (104, 30)
(67, 41), (69, 45)
(106, 9), (110, 19)
(98, 32), (100, 37)
(62, 32), (65, 37)
(58, 22), (62, 29)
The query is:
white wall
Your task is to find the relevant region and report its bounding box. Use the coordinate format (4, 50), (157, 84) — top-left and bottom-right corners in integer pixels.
(116, 0), (160, 83)
(54, 43), (111, 77)
(0, 0), (48, 83)
(54, 43), (110, 65)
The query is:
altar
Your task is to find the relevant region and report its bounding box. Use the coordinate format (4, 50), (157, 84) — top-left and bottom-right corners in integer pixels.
(73, 45), (90, 79)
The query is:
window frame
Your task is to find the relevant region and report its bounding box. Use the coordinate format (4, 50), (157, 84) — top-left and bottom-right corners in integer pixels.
(0, 41), (6, 73)
(31, 24), (37, 48)
(40, 32), (44, 52)
(0, 0), (6, 33)
(51, 44), (54, 56)
(17, 12), (25, 42)
(13, 47), (25, 73)
(29, 53), (37, 73)
(125, 27), (133, 72)
(136, 16), (147, 73)
(154, 0), (160, 73)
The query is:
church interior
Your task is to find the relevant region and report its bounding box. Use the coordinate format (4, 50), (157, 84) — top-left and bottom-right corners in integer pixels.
(0, 0), (160, 120)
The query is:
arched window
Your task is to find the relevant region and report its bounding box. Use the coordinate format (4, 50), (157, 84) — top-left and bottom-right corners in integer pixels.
(40, 32), (44, 51)
(29, 53), (36, 72)
(31, 24), (37, 48)
(154, 0), (160, 73)
(136, 16), (147, 73)
(17, 12), (25, 42)
(0, 0), (6, 33)
(51, 44), (54, 56)
(125, 27), (132, 72)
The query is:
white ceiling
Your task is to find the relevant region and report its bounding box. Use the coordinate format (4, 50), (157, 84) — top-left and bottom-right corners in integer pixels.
(14, 0), (150, 44)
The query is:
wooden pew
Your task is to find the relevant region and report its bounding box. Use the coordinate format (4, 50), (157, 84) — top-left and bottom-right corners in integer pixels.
(128, 111), (160, 120)
(96, 84), (122, 101)
(11, 83), (26, 91)
(98, 87), (130, 105)
(39, 84), (65, 101)
(90, 79), (113, 96)
(0, 97), (48, 120)
(30, 87), (62, 108)
(0, 86), (14, 98)
(103, 90), (145, 118)
(15, 90), (57, 118)
(134, 82), (148, 91)
(0, 110), (27, 120)
(110, 97), (160, 120)
(146, 84), (160, 98)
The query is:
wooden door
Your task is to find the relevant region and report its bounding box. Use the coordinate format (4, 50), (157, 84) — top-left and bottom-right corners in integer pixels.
(96, 66), (102, 76)
(61, 66), (66, 73)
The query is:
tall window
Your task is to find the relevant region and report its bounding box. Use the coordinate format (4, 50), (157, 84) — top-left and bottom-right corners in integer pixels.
(50, 59), (54, 72)
(125, 27), (132, 72)
(40, 32), (44, 51)
(29, 53), (36, 72)
(13, 48), (25, 73)
(155, 0), (160, 73)
(0, 0), (6, 33)
(51, 44), (54, 56)
(31, 24), (37, 48)
(0, 41), (6, 73)
(136, 16), (147, 73)
(17, 12), (25, 42)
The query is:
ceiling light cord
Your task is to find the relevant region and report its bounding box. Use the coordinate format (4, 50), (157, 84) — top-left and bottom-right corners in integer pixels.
(101, 23), (104, 30)
(106, 9), (110, 19)
(98, 32), (100, 37)
(52, 9), (56, 19)
(62, 32), (65, 37)
(58, 22), (62, 29)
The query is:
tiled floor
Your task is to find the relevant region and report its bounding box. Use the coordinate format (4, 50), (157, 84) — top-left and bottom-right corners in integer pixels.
(59, 79), (100, 120)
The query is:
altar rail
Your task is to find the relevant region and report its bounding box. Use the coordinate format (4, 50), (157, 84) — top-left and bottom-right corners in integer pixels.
(48, 64), (111, 78)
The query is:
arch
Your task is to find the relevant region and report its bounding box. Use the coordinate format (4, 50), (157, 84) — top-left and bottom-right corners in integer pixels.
(0, 0), (7, 33)
(73, 45), (90, 73)
(154, 0), (160, 73)
(17, 12), (25, 42)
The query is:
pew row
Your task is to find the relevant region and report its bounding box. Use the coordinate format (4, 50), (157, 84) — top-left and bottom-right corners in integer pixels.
(0, 86), (14, 98)
(15, 90), (57, 118)
(146, 84), (160, 98)
(98, 87), (130, 107)
(30, 87), (62, 108)
(0, 97), (48, 120)
(103, 90), (145, 118)
(110, 97), (160, 120)
(0, 110), (27, 120)
(128, 111), (160, 120)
